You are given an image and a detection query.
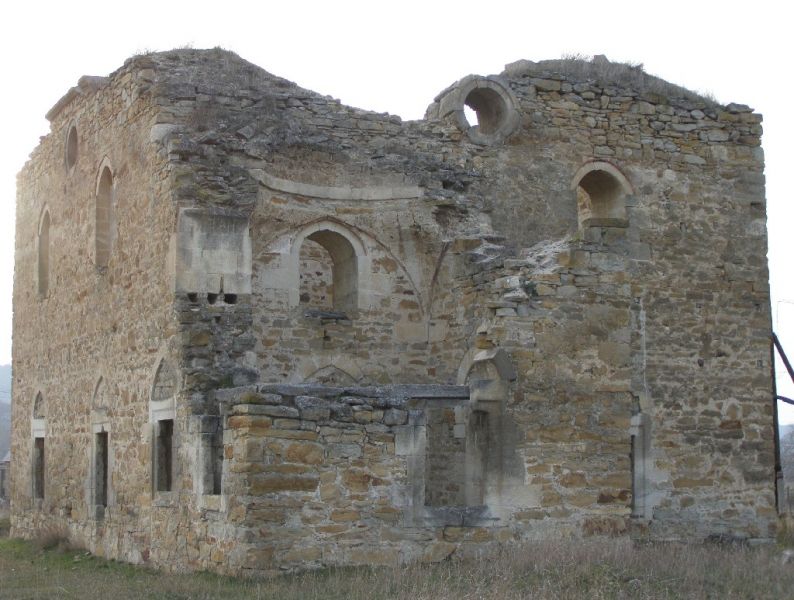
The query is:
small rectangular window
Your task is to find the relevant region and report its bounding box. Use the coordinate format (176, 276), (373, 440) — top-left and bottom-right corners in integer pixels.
(155, 419), (174, 492)
(95, 432), (109, 507)
(33, 437), (45, 499)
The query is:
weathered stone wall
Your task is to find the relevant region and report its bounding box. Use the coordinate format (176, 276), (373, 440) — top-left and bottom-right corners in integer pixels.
(10, 49), (778, 576)
(10, 60), (182, 558)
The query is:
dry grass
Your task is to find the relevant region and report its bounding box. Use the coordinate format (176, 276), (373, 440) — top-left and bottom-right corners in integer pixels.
(534, 55), (720, 106)
(0, 535), (792, 599)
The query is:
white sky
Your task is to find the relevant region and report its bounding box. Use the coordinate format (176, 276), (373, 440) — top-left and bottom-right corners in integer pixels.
(0, 0), (791, 421)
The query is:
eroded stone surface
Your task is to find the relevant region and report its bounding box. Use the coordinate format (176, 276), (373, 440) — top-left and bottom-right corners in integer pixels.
(9, 49), (777, 576)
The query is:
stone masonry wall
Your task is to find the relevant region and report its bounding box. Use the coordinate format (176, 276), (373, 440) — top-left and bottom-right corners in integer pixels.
(10, 61), (182, 558)
(10, 49), (778, 576)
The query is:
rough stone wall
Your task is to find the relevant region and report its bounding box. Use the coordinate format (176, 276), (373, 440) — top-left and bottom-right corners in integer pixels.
(10, 60), (181, 557)
(10, 49), (778, 575)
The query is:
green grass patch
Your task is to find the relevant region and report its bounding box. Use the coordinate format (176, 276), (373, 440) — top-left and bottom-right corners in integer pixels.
(1, 536), (793, 599)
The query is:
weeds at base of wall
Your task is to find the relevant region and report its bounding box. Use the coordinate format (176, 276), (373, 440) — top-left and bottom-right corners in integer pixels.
(2, 536), (794, 599)
(778, 516), (794, 548)
(29, 524), (79, 553)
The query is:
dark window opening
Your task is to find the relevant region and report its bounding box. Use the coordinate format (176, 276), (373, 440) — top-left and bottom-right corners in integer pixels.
(33, 437), (45, 499)
(223, 293), (237, 304)
(187, 292), (198, 303)
(207, 293), (218, 305)
(95, 432), (108, 508)
(155, 419), (174, 492)
(212, 429), (223, 495)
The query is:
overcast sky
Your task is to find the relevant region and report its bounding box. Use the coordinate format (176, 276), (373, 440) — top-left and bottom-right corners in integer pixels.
(0, 0), (791, 420)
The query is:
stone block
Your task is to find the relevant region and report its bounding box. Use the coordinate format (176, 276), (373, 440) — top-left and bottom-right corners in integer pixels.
(249, 475), (319, 494)
(422, 541), (457, 563)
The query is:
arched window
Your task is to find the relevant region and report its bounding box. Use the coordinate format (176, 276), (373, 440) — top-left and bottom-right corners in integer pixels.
(95, 166), (114, 268)
(572, 162), (631, 228)
(37, 211), (50, 297)
(65, 124), (78, 170)
(298, 230), (358, 313)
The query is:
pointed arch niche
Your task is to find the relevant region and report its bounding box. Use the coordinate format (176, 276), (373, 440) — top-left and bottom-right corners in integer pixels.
(95, 160), (116, 268)
(571, 161), (632, 228)
(37, 209), (50, 297)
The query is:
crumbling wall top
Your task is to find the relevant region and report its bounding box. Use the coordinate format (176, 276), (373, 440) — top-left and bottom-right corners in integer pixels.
(45, 75), (108, 122)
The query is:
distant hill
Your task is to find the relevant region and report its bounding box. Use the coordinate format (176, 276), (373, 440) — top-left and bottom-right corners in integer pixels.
(0, 402), (8, 459)
(0, 365), (9, 458)
(0, 364), (9, 404)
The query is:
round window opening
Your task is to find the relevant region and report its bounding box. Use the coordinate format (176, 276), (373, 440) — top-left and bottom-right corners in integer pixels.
(65, 125), (78, 170)
(463, 88), (508, 136)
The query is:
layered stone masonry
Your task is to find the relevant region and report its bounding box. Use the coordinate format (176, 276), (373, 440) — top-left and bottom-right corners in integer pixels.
(9, 49), (777, 576)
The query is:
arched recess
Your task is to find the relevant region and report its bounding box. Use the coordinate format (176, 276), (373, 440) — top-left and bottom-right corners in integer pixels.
(95, 160), (115, 268)
(293, 353), (364, 385)
(32, 392), (46, 420)
(37, 209), (50, 297)
(289, 220), (370, 314)
(304, 365), (358, 386)
(571, 161), (633, 228)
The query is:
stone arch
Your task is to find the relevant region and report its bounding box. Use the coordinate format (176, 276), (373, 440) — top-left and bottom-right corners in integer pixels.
(32, 391), (45, 419)
(91, 377), (109, 410)
(293, 353), (364, 385)
(37, 208), (50, 297)
(94, 159), (115, 268)
(430, 74), (520, 145)
(151, 358), (177, 406)
(571, 161), (632, 228)
(457, 347), (518, 386)
(289, 219), (370, 313)
(303, 365), (358, 386)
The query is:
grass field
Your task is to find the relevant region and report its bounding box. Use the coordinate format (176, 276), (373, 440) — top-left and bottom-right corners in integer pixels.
(0, 527), (793, 599)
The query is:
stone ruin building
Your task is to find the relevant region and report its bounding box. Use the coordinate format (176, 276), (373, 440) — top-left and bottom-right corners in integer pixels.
(9, 49), (781, 575)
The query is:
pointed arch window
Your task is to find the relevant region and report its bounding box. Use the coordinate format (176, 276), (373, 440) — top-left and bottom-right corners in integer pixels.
(37, 211), (50, 297)
(95, 165), (115, 268)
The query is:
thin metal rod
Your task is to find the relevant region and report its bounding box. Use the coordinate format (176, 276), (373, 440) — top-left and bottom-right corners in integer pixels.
(777, 395), (794, 406)
(773, 332), (794, 383)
